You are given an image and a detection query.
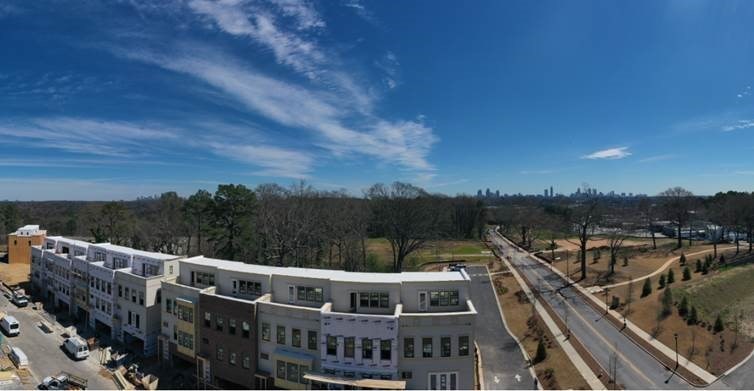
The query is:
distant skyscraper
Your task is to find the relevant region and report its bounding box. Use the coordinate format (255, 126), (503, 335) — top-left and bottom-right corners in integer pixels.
(477, 189), (483, 198)
(544, 189), (548, 197)
(550, 186), (554, 197)
(485, 188), (491, 198)
(495, 190), (500, 197)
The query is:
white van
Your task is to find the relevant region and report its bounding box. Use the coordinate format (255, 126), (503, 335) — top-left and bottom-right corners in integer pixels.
(9, 346), (28, 368)
(63, 336), (90, 360)
(1, 316), (20, 336)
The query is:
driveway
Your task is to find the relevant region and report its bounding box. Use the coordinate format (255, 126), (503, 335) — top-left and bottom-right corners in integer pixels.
(467, 265), (536, 389)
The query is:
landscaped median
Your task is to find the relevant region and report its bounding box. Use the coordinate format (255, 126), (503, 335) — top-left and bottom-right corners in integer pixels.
(505, 233), (754, 386)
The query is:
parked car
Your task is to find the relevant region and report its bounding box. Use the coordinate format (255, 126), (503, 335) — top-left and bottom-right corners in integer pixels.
(11, 292), (28, 307)
(9, 346), (28, 367)
(1, 315), (20, 336)
(63, 336), (90, 360)
(40, 372), (87, 390)
(449, 263), (467, 272)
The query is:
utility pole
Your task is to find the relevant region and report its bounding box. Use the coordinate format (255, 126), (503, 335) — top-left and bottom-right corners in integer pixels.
(604, 287), (610, 314)
(674, 333), (679, 369)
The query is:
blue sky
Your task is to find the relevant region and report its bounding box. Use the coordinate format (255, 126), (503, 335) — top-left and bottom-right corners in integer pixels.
(1, 0), (754, 200)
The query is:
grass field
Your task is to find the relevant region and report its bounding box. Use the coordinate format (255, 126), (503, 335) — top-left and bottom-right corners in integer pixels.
(494, 272), (589, 389)
(366, 238), (490, 271)
(606, 256), (754, 375)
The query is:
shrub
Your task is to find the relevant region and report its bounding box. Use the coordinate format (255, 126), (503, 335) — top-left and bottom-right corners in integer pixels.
(658, 274), (666, 289)
(695, 259), (702, 273)
(714, 314), (724, 333)
(641, 278), (652, 297)
(667, 269), (675, 284)
(680, 253), (686, 266)
(610, 296), (620, 310)
(719, 254), (726, 265)
(682, 266), (691, 281)
(678, 296), (689, 317)
(534, 338), (548, 363)
(623, 256), (629, 267)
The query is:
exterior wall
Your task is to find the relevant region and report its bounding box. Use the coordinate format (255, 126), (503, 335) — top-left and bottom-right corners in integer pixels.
(328, 281), (401, 314)
(399, 280), (470, 313)
(398, 310), (476, 390)
(115, 271), (163, 355)
(160, 279), (203, 363)
(199, 293), (257, 388)
(256, 300), (320, 390)
(7, 233), (45, 264)
(270, 275), (330, 308)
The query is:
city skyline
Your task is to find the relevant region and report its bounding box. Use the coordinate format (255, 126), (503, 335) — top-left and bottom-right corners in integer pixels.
(2, 1), (754, 200)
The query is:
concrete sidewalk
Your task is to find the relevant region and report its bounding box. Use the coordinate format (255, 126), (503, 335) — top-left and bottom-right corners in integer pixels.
(493, 247), (605, 390)
(497, 233), (719, 385)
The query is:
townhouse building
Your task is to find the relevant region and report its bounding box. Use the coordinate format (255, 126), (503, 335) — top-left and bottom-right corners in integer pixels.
(162, 256), (477, 390)
(31, 239), (182, 356)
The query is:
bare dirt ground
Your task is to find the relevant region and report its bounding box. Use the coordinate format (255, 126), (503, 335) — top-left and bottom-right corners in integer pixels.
(0, 262), (30, 286)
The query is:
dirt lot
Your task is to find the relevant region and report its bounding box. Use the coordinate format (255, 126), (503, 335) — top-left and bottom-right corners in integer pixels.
(0, 262), (30, 286)
(494, 272), (589, 389)
(606, 260), (754, 375)
(366, 238), (490, 271)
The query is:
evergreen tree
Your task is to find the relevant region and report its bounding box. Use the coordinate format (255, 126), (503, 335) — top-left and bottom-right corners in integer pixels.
(719, 254), (726, 265)
(661, 287), (673, 317)
(688, 306), (698, 325)
(641, 278), (652, 298)
(682, 266), (691, 281)
(667, 269), (675, 284)
(695, 259), (702, 273)
(659, 274), (666, 289)
(534, 338), (547, 363)
(714, 314), (724, 333)
(680, 253), (686, 266)
(678, 296), (689, 317)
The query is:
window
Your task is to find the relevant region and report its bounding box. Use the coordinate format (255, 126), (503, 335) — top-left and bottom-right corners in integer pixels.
(177, 330), (194, 350)
(135, 314), (140, 329)
(229, 318), (236, 335)
(165, 299), (172, 313)
(380, 340), (391, 361)
(277, 325), (286, 344)
(262, 323), (270, 341)
(300, 365), (309, 385)
(107, 283), (112, 295)
(459, 336), (469, 356)
(430, 290), (459, 307)
(260, 352), (269, 360)
(292, 329), (301, 348)
(177, 304), (193, 323)
(362, 338), (373, 359)
(216, 316), (224, 332)
(359, 292), (390, 308)
(217, 347), (224, 361)
(404, 337), (414, 358)
(204, 312), (211, 328)
(423, 338), (433, 358)
(229, 352), (236, 365)
(429, 372), (457, 390)
(139, 291), (144, 305)
(118, 285), (123, 297)
(243, 355), (250, 369)
(242, 321), (250, 338)
(124, 287), (129, 298)
(441, 337), (451, 357)
(195, 272), (215, 286)
(344, 337), (355, 358)
(296, 286), (324, 302)
(238, 280), (262, 296)
(287, 363), (299, 383)
(308, 330), (317, 350)
(326, 336), (337, 356)
(276, 360), (286, 379)
(401, 371), (413, 380)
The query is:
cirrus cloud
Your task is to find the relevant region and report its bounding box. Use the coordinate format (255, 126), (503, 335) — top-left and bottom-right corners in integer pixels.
(581, 147), (632, 160)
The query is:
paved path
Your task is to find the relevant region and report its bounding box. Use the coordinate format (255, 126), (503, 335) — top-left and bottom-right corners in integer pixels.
(490, 233), (693, 390)
(467, 265), (536, 389)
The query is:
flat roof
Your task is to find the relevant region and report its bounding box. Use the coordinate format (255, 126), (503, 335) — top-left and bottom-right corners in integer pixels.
(181, 256), (469, 283)
(91, 243), (180, 260)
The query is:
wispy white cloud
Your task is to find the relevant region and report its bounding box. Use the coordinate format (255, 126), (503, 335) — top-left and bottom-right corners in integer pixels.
(582, 147), (632, 160)
(638, 154), (677, 163)
(375, 51), (400, 90)
(722, 119), (754, 132)
(208, 142), (314, 178)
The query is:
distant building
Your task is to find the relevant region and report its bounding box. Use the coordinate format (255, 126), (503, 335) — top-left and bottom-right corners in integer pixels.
(543, 189), (548, 197)
(7, 225), (46, 264)
(549, 186), (553, 197)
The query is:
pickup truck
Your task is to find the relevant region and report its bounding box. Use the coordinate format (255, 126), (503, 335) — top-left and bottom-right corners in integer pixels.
(39, 372), (88, 390)
(10, 292), (28, 307)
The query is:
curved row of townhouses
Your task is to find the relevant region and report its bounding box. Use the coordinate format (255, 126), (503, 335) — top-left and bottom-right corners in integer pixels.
(30, 236), (477, 390)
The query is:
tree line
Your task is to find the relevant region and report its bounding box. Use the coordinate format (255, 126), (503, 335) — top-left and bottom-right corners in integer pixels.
(0, 182), (485, 272)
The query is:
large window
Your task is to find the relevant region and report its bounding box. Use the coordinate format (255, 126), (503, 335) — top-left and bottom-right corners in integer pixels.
(362, 338), (373, 359)
(276, 360), (308, 385)
(216, 316), (224, 332)
(380, 340), (391, 361)
(429, 290), (460, 307)
(276, 360), (286, 379)
(176, 304), (193, 323)
(344, 337), (355, 358)
(404, 337), (414, 358)
(242, 321), (250, 338)
(297, 286), (324, 302)
(292, 329), (301, 348)
(359, 292), (390, 308)
(195, 272), (215, 287)
(216, 347), (224, 361)
(429, 372), (458, 390)
(262, 323), (270, 341)
(237, 280), (262, 296)
(308, 330), (318, 350)
(326, 336), (337, 356)
(204, 312), (211, 327)
(229, 319), (236, 335)
(277, 325), (286, 344)
(423, 338), (433, 358)
(441, 337), (451, 357)
(459, 336), (469, 356)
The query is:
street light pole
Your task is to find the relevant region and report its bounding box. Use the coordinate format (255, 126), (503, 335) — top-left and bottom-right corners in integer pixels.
(604, 287), (610, 314)
(674, 333), (679, 369)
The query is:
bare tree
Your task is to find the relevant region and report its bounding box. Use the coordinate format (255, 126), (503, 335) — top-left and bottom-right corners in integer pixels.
(659, 187), (695, 249)
(570, 199), (602, 281)
(638, 198), (657, 249)
(607, 232), (627, 276)
(366, 182), (444, 272)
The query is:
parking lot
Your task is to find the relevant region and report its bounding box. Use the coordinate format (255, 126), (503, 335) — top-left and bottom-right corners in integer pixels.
(0, 292), (116, 390)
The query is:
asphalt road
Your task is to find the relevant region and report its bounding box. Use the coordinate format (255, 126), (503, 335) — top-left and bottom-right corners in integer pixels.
(489, 232), (693, 390)
(720, 352), (754, 389)
(0, 296), (116, 389)
(467, 265), (536, 389)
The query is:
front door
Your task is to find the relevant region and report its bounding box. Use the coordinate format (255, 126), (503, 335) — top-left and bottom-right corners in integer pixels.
(288, 286), (295, 303)
(350, 292), (357, 312)
(418, 291), (428, 312)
